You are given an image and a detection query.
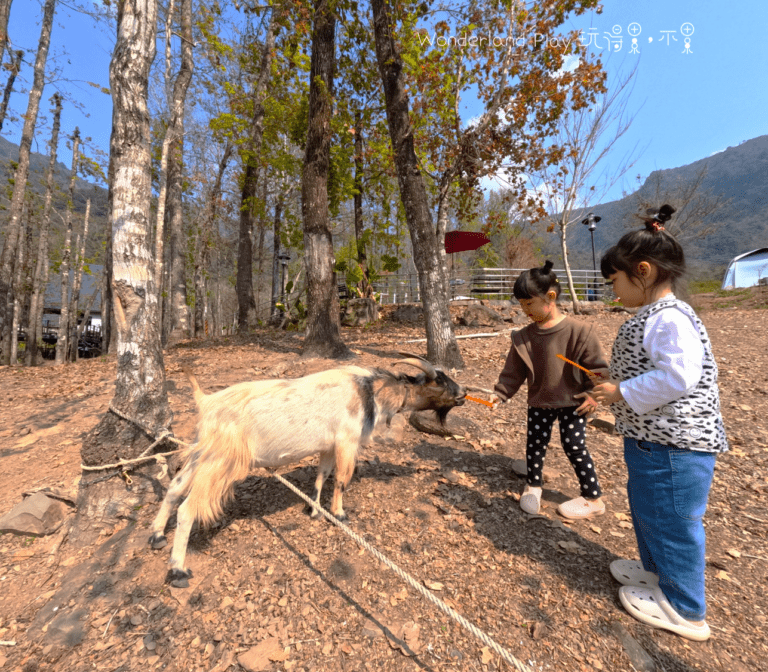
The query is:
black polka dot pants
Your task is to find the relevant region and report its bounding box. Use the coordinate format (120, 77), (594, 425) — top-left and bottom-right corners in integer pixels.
(526, 406), (602, 499)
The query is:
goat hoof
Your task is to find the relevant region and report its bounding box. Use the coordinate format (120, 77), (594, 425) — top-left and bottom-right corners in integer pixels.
(166, 568), (192, 588)
(306, 505), (321, 518)
(148, 533), (167, 549)
(334, 513), (348, 522)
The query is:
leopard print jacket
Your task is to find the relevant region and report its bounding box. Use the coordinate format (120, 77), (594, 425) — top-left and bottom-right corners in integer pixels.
(610, 297), (728, 453)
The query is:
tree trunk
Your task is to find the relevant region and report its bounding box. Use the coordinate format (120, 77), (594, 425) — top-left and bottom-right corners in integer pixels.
(0, 0), (12, 58)
(0, 0), (56, 366)
(254, 173), (266, 315)
(0, 49), (23, 133)
(77, 0), (169, 546)
(165, 132), (188, 343)
(236, 14), (276, 332)
(54, 128), (80, 365)
(101, 130), (116, 356)
(559, 222), (581, 314)
(26, 93), (62, 366)
(9, 201), (28, 365)
(157, 0), (193, 341)
(301, 0), (348, 359)
(353, 108), (366, 266)
(371, 0), (463, 368)
(270, 192), (285, 324)
(436, 182), (452, 297)
(194, 144), (232, 338)
(68, 198), (91, 362)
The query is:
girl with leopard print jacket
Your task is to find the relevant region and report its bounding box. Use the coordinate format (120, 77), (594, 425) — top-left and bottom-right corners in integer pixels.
(591, 209), (727, 643)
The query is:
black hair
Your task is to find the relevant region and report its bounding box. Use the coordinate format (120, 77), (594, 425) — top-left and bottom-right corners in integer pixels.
(513, 260), (562, 301)
(600, 204), (686, 294)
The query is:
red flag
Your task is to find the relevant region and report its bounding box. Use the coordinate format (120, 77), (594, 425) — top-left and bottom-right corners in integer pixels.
(444, 231), (491, 254)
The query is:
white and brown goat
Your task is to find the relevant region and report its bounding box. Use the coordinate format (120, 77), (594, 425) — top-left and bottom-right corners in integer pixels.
(148, 357), (465, 586)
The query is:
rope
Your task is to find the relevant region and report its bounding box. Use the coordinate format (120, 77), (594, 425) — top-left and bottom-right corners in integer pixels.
(83, 408), (533, 670)
(79, 405), (186, 480)
(271, 472), (534, 672)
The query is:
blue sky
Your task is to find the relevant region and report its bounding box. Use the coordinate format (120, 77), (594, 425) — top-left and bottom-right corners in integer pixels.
(4, 0), (768, 204)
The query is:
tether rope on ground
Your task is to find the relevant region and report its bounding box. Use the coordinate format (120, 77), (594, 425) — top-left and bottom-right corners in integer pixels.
(271, 472), (534, 672)
(79, 409), (534, 672)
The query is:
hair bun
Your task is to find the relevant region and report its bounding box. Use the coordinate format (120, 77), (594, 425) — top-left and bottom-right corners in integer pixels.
(541, 260), (554, 273)
(656, 204), (676, 223)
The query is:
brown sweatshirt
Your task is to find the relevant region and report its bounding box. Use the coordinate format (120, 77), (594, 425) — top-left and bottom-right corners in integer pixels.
(494, 317), (609, 408)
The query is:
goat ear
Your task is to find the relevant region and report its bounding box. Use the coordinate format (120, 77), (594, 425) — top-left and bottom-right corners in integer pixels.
(394, 357), (437, 381)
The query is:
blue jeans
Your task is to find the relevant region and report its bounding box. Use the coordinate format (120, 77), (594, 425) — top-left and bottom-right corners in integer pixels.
(624, 437), (716, 621)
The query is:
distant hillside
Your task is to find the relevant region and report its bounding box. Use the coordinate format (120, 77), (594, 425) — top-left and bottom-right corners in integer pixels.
(0, 135), (109, 261)
(545, 135), (768, 276)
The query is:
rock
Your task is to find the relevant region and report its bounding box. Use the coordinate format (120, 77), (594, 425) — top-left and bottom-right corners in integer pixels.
(342, 298), (379, 327)
(610, 622), (655, 671)
(390, 304), (423, 323)
(507, 312), (529, 325)
(237, 637), (283, 672)
(0, 492), (69, 536)
(44, 608), (89, 647)
(220, 596), (234, 610)
(361, 615), (385, 638)
(458, 304), (505, 327)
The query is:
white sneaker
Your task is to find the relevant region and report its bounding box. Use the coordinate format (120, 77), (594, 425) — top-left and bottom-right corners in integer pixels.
(520, 485), (542, 514)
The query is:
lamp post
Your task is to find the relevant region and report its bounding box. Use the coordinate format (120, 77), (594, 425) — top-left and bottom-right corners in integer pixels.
(581, 213), (601, 301)
(278, 252), (291, 311)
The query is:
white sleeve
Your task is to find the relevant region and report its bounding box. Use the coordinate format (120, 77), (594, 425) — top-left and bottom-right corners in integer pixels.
(619, 307), (705, 416)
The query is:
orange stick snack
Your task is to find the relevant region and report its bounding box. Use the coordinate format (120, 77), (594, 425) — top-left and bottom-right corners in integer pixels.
(556, 354), (603, 379)
(465, 394), (495, 408)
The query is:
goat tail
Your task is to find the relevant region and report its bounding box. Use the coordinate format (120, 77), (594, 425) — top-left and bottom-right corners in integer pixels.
(181, 433), (252, 528)
(182, 367), (206, 407)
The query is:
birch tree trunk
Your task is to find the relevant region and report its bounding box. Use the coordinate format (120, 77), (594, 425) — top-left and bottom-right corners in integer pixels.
(156, 0), (193, 338)
(0, 49), (23, 133)
(0, 0), (56, 366)
(26, 93), (62, 366)
(301, 0), (348, 359)
(236, 14), (276, 331)
(76, 0), (169, 546)
(68, 198), (91, 361)
(559, 222), (581, 314)
(54, 129), (80, 365)
(371, 0), (463, 368)
(270, 192), (285, 325)
(9, 202), (28, 365)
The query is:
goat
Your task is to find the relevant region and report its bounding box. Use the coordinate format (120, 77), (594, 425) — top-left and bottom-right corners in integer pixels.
(148, 356), (465, 587)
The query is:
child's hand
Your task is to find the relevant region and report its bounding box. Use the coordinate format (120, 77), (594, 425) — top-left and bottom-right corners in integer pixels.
(591, 379), (624, 406)
(489, 393), (506, 410)
(574, 392), (598, 416)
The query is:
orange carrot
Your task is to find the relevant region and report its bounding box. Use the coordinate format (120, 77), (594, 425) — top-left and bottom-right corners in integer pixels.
(466, 394), (495, 408)
(556, 354), (603, 379)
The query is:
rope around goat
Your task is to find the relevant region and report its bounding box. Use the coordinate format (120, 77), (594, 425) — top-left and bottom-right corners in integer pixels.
(79, 409), (533, 671)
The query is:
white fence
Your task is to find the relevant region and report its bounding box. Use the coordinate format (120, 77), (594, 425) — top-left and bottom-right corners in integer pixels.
(372, 268), (608, 305)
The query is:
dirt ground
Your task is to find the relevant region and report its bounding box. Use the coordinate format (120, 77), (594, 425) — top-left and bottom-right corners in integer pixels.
(0, 298), (767, 672)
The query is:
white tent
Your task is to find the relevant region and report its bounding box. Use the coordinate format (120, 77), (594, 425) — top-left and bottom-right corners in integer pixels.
(721, 248), (768, 289)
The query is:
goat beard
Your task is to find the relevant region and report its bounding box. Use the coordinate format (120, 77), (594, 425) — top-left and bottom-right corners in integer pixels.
(435, 406), (454, 426)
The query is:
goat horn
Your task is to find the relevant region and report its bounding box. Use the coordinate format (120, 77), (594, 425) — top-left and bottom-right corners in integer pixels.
(394, 357), (437, 380)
